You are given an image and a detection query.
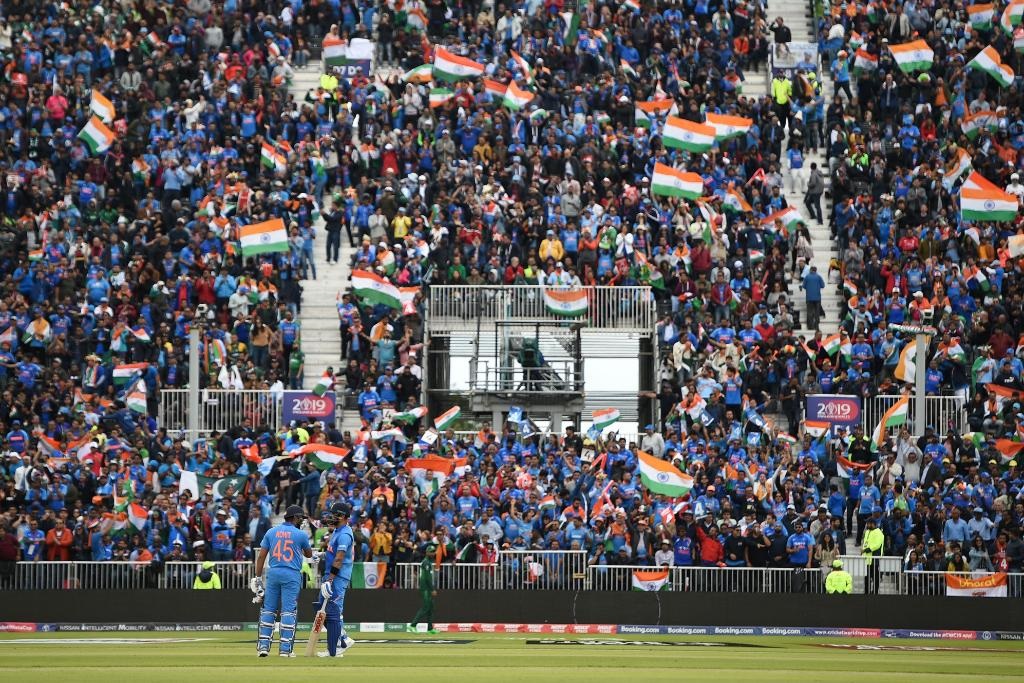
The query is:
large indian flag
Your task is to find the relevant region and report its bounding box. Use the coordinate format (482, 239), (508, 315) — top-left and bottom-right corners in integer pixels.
(433, 47), (484, 81)
(240, 218), (289, 257)
(352, 562), (387, 589)
(894, 340), (917, 383)
(961, 188), (1018, 222)
(403, 64), (433, 84)
(91, 90), (115, 123)
(960, 111), (998, 140)
(540, 285), (588, 317)
(722, 188), (753, 214)
(502, 80), (534, 110)
(592, 408), (620, 430)
(351, 269), (401, 309)
(434, 406), (461, 430)
(637, 450), (694, 496)
(969, 3), (996, 30)
(77, 116), (115, 154)
(662, 116), (715, 152)
(323, 37), (347, 67)
(704, 112), (752, 140)
(295, 443), (349, 470)
(871, 395), (909, 451)
(1002, 0), (1024, 35)
(888, 39), (934, 73)
(650, 163), (703, 199)
(632, 569), (669, 591)
(969, 45), (1015, 88)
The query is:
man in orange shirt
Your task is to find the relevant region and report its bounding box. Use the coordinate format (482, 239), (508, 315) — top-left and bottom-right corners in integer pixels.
(45, 517), (73, 561)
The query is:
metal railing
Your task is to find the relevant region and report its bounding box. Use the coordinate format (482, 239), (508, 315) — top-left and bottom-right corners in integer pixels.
(392, 550), (589, 591)
(8, 561), (257, 590)
(862, 395), (967, 437)
(427, 285), (656, 333)
(469, 360), (581, 393)
(159, 389), (284, 437)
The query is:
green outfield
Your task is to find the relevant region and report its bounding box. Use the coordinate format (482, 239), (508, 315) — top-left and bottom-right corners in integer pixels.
(0, 631), (1021, 682)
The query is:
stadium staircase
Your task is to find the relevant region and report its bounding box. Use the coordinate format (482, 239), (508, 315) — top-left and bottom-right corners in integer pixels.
(288, 64), (362, 434)
(776, 0), (842, 336)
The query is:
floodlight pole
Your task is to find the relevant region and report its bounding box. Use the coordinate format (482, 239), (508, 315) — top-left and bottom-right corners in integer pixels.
(188, 325), (200, 442)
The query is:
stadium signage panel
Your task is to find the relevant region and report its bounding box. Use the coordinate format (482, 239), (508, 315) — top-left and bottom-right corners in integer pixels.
(283, 391), (336, 425)
(806, 395), (861, 431)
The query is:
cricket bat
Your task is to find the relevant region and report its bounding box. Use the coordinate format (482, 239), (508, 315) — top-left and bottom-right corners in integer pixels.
(304, 601), (327, 657)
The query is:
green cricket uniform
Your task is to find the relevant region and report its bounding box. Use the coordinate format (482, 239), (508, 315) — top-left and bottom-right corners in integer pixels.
(410, 556), (435, 630)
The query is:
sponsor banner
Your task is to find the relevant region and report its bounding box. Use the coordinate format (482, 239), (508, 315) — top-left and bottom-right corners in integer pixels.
(805, 395), (862, 432)
(994, 631), (1024, 641)
(360, 622), (385, 633)
(526, 639), (765, 648)
(53, 623), (245, 632)
(811, 643), (1002, 652)
(282, 391), (336, 426)
(0, 622), (37, 632)
(0, 638), (214, 645)
(354, 639), (475, 645)
(882, 629), (978, 640)
(805, 627), (883, 638)
(434, 623), (615, 634)
(384, 623), (409, 632)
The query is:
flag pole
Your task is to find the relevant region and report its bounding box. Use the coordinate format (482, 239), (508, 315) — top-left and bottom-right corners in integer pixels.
(914, 332), (928, 439)
(189, 325), (201, 442)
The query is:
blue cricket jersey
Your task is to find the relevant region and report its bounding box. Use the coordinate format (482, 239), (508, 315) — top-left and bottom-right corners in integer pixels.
(260, 522), (311, 572)
(326, 523), (355, 580)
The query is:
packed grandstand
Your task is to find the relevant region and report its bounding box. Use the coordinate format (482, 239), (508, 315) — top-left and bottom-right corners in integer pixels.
(1, 0), (1023, 598)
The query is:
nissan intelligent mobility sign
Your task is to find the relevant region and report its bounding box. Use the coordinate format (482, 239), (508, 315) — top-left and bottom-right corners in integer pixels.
(805, 394), (861, 432)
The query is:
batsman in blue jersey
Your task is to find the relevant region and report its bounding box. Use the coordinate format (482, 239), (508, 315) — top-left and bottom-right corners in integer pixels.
(252, 505), (312, 657)
(317, 502), (356, 658)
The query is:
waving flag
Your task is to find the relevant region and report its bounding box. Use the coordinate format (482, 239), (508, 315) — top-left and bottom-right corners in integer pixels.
(888, 39), (934, 73)
(77, 116), (115, 154)
(429, 88), (454, 108)
(261, 142), (287, 172)
(969, 3), (996, 30)
(432, 47), (484, 81)
(392, 406), (428, 424)
(969, 46), (1015, 87)
(90, 90), (115, 123)
(853, 48), (878, 74)
(942, 149), (972, 191)
(871, 395), (909, 451)
(434, 406), (461, 430)
(510, 50), (534, 85)
(1008, 234), (1024, 257)
(322, 37), (347, 67)
(126, 380), (147, 414)
(1002, 0), (1024, 35)
(704, 112), (753, 140)
(482, 78), (507, 98)
(560, 11), (580, 45)
(804, 420), (830, 438)
(113, 362), (148, 386)
(994, 439), (1024, 464)
(240, 218), (289, 256)
(403, 64), (433, 84)
(837, 455), (873, 478)
(502, 81), (534, 110)
(351, 562), (387, 589)
(351, 269), (401, 309)
(295, 444), (349, 470)
(662, 116), (715, 152)
(961, 111), (999, 140)
(592, 408), (620, 430)
(961, 188), (1018, 222)
(894, 341), (918, 383)
(312, 371), (333, 397)
(637, 450), (694, 496)
(722, 188), (753, 213)
(650, 163), (704, 199)
(127, 503), (149, 531)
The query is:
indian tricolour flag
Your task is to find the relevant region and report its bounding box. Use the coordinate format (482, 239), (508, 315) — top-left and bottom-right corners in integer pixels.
(704, 112), (752, 140)
(961, 111), (998, 140)
(429, 88), (453, 108)
(821, 334), (842, 357)
(296, 443), (349, 470)
(804, 420), (831, 439)
(985, 384), (1024, 410)
(623, 0), (641, 12)
(632, 569), (669, 591)
(312, 371), (332, 397)
(240, 218), (289, 257)
(323, 37), (347, 67)
(126, 381), (147, 414)
(620, 58), (638, 79)
(662, 116), (715, 152)
(1016, 27), (1024, 52)
(351, 269), (401, 309)
(722, 188), (753, 214)
(853, 48), (878, 73)
(761, 207), (804, 231)
(433, 47), (484, 81)
(392, 406), (428, 424)
(352, 562), (387, 589)
(637, 450), (694, 496)
(406, 7), (429, 31)
(650, 163), (703, 199)
(836, 455), (873, 478)
(90, 90), (115, 123)
(871, 395), (909, 451)
(942, 148), (972, 191)
(592, 408), (620, 430)
(894, 341), (917, 383)
(969, 45), (1015, 88)
(483, 78), (507, 98)
(261, 142), (287, 172)
(540, 284), (588, 317)
(77, 116), (115, 155)
(434, 405), (461, 430)
(946, 572), (1008, 597)
(1002, 0), (1024, 35)
(963, 170), (1002, 191)
(128, 503), (148, 531)
(961, 188), (1018, 222)
(403, 64), (433, 84)
(511, 50), (534, 84)
(888, 40), (933, 73)
(113, 362), (148, 386)
(994, 439), (1024, 464)
(969, 3), (996, 30)
(502, 81), (534, 110)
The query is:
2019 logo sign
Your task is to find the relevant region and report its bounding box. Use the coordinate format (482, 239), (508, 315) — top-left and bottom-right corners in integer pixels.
(806, 395), (862, 429)
(283, 391), (335, 425)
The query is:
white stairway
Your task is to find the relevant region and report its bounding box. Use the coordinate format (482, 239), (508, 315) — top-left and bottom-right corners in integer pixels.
(287, 64), (361, 433)
(772, 2), (842, 337)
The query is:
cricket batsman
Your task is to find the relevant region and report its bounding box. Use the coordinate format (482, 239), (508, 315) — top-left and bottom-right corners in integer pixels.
(252, 505), (312, 657)
(406, 543), (438, 634)
(318, 502), (356, 658)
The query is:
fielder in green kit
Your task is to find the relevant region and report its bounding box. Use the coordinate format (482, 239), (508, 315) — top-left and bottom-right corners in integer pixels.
(406, 544), (438, 634)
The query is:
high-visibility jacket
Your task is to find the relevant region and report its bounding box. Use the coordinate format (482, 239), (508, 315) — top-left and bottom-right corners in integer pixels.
(771, 78), (792, 106)
(193, 571), (222, 590)
(825, 569), (853, 594)
(862, 527), (885, 565)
